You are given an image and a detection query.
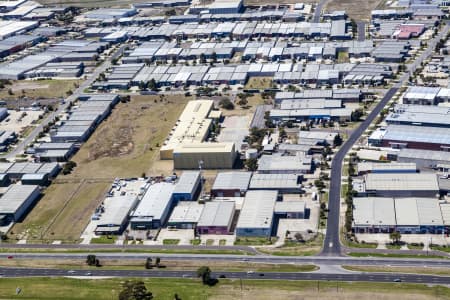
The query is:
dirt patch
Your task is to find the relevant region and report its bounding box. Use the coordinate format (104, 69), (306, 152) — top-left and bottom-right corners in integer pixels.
(11, 82), (49, 92)
(326, 0), (384, 21)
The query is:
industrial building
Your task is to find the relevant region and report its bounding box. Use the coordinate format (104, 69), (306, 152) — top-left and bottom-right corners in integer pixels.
(173, 142), (237, 169)
(402, 86), (440, 105)
(196, 201), (235, 235)
(172, 171), (201, 201)
(211, 171), (252, 197)
(274, 200), (306, 219)
(356, 162), (417, 175)
(0, 184), (40, 225)
(389, 148), (450, 169)
(236, 190), (278, 237)
(167, 201), (204, 229)
(129, 182), (175, 230)
(160, 100), (214, 160)
(257, 154), (312, 174)
(0, 162), (60, 179)
(386, 104), (450, 128)
(21, 173), (49, 186)
(395, 197), (444, 234)
(354, 173), (439, 197)
(189, 0), (244, 14)
(353, 197), (445, 234)
(249, 173), (303, 194)
(353, 197), (397, 233)
(369, 125), (450, 151)
(94, 194), (138, 235)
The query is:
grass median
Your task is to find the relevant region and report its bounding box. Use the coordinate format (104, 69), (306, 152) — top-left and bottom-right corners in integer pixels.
(0, 277), (449, 300)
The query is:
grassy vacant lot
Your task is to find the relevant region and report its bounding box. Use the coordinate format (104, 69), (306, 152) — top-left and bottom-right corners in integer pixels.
(0, 258), (317, 273)
(244, 77), (274, 90)
(326, 0), (384, 21)
(0, 80), (81, 100)
(257, 234), (323, 256)
(343, 265), (450, 276)
(0, 277), (449, 300)
(9, 95), (190, 242)
(221, 94), (267, 117)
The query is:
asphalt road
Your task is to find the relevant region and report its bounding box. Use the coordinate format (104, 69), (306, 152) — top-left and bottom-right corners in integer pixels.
(1, 267), (450, 284)
(2, 253), (450, 268)
(321, 22), (450, 257)
(1, 45), (126, 160)
(322, 87), (398, 256)
(357, 22), (366, 41)
(312, 0), (328, 23)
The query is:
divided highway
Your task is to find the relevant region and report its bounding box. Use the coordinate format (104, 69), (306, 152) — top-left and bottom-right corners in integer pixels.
(1, 267), (450, 284)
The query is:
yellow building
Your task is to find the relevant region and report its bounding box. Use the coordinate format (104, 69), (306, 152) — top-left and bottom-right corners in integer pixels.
(160, 100), (214, 160)
(173, 142), (236, 169)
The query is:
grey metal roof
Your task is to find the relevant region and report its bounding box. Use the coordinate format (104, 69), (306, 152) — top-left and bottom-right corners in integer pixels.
(249, 173), (301, 190)
(168, 201), (203, 223)
(173, 171), (200, 195)
(131, 182), (175, 220)
(212, 171), (252, 191)
(236, 190), (277, 229)
(0, 184), (39, 214)
(353, 197), (396, 226)
(382, 125), (450, 145)
(197, 200), (235, 227)
(364, 173), (439, 192)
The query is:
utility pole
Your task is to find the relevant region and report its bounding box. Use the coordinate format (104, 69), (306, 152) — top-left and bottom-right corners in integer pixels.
(198, 160), (204, 200)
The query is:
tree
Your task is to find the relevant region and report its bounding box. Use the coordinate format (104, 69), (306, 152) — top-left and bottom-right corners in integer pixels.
(199, 53), (206, 64)
(333, 134), (343, 147)
(390, 231), (402, 245)
(197, 266), (217, 286)
(245, 158), (258, 171)
(351, 109), (363, 122)
(314, 179), (325, 191)
(219, 98), (234, 110)
(86, 254), (97, 266)
(294, 232), (304, 242)
(148, 78), (158, 91)
(119, 281), (153, 300)
(62, 161), (77, 175)
(145, 257), (152, 269)
(174, 294), (181, 300)
(211, 52), (217, 63)
(155, 257), (161, 267)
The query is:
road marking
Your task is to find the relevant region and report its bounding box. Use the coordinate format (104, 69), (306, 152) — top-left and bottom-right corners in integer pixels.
(329, 242), (333, 248)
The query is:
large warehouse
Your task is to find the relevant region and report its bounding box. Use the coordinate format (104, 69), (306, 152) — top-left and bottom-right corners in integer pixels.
(94, 194), (138, 235)
(172, 171), (201, 201)
(353, 197), (397, 233)
(196, 201), (235, 235)
(236, 190), (278, 237)
(355, 173), (439, 197)
(160, 100), (214, 160)
(249, 173), (303, 194)
(369, 125), (450, 151)
(167, 201), (204, 229)
(356, 162), (417, 175)
(129, 182), (175, 229)
(390, 148), (450, 169)
(173, 142), (236, 169)
(353, 197), (445, 234)
(211, 171), (252, 197)
(0, 184), (40, 225)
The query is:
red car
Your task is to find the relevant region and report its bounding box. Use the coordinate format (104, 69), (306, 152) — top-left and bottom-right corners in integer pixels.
(7, 256), (13, 259)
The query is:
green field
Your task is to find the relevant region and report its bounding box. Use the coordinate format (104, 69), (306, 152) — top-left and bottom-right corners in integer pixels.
(0, 277), (449, 300)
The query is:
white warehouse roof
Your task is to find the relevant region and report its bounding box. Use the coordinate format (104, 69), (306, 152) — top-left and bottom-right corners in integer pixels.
(237, 190), (277, 229)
